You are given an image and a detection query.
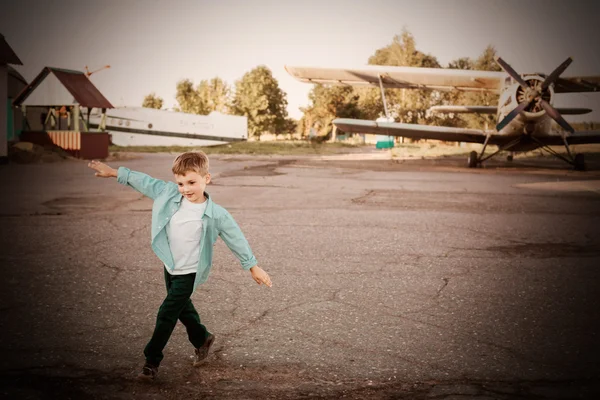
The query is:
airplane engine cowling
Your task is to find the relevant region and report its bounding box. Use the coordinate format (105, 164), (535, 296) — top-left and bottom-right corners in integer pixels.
(520, 75), (554, 120)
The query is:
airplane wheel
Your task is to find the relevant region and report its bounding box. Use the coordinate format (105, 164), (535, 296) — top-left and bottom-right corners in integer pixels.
(574, 153), (586, 171)
(507, 154), (513, 162)
(467, 151), (478, 168)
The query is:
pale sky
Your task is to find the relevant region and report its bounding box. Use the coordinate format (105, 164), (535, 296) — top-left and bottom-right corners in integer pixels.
(2, 0), (600, 121)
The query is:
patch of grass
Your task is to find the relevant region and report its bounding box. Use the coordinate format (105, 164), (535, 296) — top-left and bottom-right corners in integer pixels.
(392, 143), (475, 159)
(109, 141), (360, 155)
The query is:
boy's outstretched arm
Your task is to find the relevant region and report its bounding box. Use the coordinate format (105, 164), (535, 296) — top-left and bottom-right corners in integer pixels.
(88, 160), (117, 177)
(250, 266), (272, 287)
(218, 211), (272, 288)
(87, 160), (167, 200)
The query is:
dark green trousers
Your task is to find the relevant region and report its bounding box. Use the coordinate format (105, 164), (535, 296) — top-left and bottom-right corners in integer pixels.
(144, 269), (209, 366)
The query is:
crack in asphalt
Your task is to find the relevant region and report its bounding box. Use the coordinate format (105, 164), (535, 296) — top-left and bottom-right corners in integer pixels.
(98, 261), (124, 284)
(278, 322), (457, 376)
(329, 296), (566, 375)
(435, 278), (450, 298)
(351, 189), (376, 205)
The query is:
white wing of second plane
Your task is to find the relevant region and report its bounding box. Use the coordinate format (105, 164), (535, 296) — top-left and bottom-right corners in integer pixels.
(333, 118), (492, 144)
(285, 65), (506, 93)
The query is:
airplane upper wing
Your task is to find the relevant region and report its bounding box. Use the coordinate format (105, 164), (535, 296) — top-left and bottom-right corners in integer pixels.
(286, 65), (505, 93)
(333, 118), (492, 144)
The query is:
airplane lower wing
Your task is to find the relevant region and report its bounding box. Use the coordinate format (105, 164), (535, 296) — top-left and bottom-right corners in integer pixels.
(553, 76), (600, 93)
(333, 118), (491, 144)
(428, 106), (592, 115)
(541, 130), (600, 146)
(429, 106), (497, 114)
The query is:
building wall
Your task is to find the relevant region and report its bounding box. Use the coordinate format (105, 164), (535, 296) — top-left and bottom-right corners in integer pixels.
(7, 67), (27, 140)
(1, 65), (7, 158)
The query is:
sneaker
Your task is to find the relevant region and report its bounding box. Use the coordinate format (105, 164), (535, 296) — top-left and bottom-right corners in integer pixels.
(137, 362), (158, 380)
(193, 333), (215, 367)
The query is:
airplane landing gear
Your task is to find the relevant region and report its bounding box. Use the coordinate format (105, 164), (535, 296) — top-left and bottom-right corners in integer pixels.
(468, 151), (479, 168)
(507, 153), (514, 162)
(530, 136), (587, 171)
(574, 153), (586, 171)
(466, 137), (522, 169)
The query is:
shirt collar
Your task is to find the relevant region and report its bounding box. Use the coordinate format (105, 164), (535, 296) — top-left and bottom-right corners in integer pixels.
(174, 191), (213, 218)
(203, 192), (214, 218)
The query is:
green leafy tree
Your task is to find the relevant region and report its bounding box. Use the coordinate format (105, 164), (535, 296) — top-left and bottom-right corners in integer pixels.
(365, 29), (442, 125)
(447, 57), (473, 70)
(444, 46), (502, 130)
(175, 77), (231, 115)
(142, 92), (164, 109)
(436, 57), (476, 128)
(232, 65), (289, 139)
(463, 45), (502, 130)
(283, 117), (298, 136)
(175, 79), (207, 114)
(197, 77), (231, 114)
(300, 85), (362, 138)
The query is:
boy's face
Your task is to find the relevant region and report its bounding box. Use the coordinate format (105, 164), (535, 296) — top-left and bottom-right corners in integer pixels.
(175, 171), (211, 203)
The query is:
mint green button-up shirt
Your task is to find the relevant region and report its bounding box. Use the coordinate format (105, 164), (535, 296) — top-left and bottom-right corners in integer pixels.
(117, 167), (258, 289)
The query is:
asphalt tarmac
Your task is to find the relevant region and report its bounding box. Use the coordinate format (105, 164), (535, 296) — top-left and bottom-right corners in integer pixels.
(1, 152), (599, 399)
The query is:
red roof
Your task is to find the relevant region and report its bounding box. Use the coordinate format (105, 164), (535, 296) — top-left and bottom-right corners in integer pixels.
(13, 67), (114, 108)
(0, 34), (22, 65)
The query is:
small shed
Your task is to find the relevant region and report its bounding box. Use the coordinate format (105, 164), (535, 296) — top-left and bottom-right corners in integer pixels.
(1, 33), (23, 163)
(13, 66), (114, 159)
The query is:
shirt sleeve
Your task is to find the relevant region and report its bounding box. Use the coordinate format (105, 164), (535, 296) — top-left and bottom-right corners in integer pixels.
(116, 167), (167, 200)
(217, 210), (258, 270)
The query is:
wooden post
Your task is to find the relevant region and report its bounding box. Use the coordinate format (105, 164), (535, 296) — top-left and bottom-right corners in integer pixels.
(99, 108), (107, 131)
(22, 105), (29, 130)
(329, 125), (337, 143)
(73, 105), (80, 131)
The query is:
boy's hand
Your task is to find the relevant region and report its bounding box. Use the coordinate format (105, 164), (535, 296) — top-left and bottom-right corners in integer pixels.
(250, 266), (272, 288)
(88, 160), (117, 178)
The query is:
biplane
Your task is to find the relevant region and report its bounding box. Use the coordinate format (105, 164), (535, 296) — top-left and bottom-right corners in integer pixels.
(286, 57), (600, 170)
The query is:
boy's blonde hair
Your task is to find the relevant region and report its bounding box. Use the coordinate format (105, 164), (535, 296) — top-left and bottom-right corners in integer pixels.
(172, 151), (209, 176)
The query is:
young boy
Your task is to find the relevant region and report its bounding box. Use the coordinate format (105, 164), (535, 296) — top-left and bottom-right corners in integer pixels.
(87, 151), (272, 380)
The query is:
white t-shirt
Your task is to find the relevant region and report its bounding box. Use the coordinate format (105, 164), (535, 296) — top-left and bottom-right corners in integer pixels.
(165, 197), (208, 275)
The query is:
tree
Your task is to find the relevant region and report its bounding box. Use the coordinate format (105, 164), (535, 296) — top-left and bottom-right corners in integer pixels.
(142, 92), (163, 109)
(197, 77), (231, 114)
(175, 77), (231, 115)
(300, 85), (362, 138)
(175, 79), (207, 114)
(447, 57), (473, 70)
(457, 45), (502, 130)
(365, 29), (442, 125)
(437, 57), (477, 128)
(232, 66), (289, 139)
(466, 45), (502, 129)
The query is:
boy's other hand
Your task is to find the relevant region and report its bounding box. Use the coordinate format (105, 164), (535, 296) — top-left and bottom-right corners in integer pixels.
(88, 160), (117, 178)
(250, 266), (272, 288)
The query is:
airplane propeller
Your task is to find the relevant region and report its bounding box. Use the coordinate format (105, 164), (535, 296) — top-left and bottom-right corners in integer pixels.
(495, 57), (574, 133)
